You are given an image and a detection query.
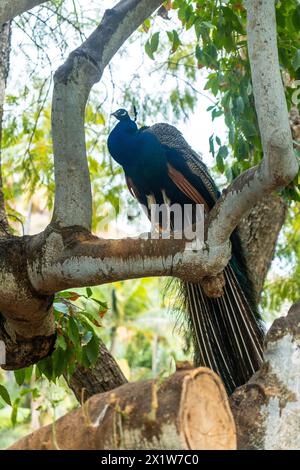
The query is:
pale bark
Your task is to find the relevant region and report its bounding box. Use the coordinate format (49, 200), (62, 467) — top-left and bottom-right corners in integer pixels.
(230, 301), (300, 450)
(0, 0), (47, 25)
(0, 21), (10, 237)
(9, 368), (236, 450)
(27, 228), (231, 296)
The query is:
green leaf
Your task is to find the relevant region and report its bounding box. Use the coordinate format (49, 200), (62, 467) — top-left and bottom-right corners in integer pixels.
(216, 153), (225, 173)
(212, 108), (223, 120)
(84, 335), (99, 366)
(25, 365), (33, 382)
(142, 18), (150, 33)
(292, 5), (300, 29)
(241, 120), (257, 139)
(14, 368), (26, 386)
(218, 145), (229, 159)
(167, 30), (173, 42)
(234, 96), (245, 115)
(150, 32), (160, 53)
(37, 357), (53, 381)
(86, 287), (93, 298)
(275, 7), (286, 29)
(52, 347), (67, 378)
(209, 134), (215, 158)
(195, 45), (204, 66)
(292, 50), (300, 71)
(55, 334), (67, 351)
(202, 21), (215, 30)
(11, 400), (19, 426)
(68, 317), (80, 346)
(91, 298), (108, 311)
(0, 384), (11, 406)
(145, 40), (154, 60)
(57, 291), (81, 301)
(170, 30), (181, 53)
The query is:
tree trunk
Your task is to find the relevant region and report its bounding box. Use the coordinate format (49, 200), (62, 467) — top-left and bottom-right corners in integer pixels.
(230, 301), (300, 450)
(238, 194), (287, 301)
(9, 367), (236, 450)
(66, 338), (127, 402)
(0, 21), (11, 236)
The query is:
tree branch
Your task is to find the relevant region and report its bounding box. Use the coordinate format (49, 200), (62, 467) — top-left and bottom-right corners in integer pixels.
(27, 227), (231, 295)
(51, 0), (162, 229)
(231, 301), (300, 450)
(207, 0), (298, 248)
(66, 337), (128, 402)
(238, 194), (287, 301)
(0, 21), (10, 237)
(0, 0), (47, 25)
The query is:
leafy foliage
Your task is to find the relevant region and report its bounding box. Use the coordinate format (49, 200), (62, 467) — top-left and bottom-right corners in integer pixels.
(143, 0), (300, 196)
(36, 290), (107, 382)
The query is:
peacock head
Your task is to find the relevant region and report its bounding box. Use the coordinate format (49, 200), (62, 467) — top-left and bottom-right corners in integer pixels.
(111, 108), (131, 121)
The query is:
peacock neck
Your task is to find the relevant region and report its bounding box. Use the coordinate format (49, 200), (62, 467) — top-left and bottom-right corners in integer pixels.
(107, 119), (138, 167)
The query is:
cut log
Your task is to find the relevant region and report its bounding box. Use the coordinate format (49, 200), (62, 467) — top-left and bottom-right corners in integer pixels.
(230, 301), (300, 450)
(9, 367), (236, 450)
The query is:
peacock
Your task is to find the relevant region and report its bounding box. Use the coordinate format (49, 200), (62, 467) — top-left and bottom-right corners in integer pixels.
(107, 108), (264, 394)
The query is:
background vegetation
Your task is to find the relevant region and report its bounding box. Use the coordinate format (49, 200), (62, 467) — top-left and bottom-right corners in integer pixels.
(1, 0), (300, 448)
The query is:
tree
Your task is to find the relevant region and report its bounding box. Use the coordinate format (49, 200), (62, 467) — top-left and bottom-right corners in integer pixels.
(0, 0), (299, 450)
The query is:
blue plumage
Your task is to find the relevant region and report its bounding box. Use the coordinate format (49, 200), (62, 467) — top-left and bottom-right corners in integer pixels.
(108, 108), (264, 394)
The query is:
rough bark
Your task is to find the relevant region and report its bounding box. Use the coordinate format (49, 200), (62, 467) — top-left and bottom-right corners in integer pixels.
(9, 367), (236, 450)
(238, 195), (287, 301)
(290, 106), (300, 143)
(67, 337), (127, 402)
(0, 21), (11, 237)
(230, 301), (300, 450)
(27, 227), (231, 295)
(0, 234), (55, 369)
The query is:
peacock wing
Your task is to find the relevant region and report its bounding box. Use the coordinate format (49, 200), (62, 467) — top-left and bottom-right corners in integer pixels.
(145, 123), (220, 209)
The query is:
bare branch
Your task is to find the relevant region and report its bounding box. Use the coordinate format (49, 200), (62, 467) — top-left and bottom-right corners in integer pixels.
(66, 337), (128, 402)
(207, 0), (298, 247)
(27, 228), (231, 295)
(231, 301), (300, 450)
(52, 0), (162, 229)
(0, 0), (47, 25)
